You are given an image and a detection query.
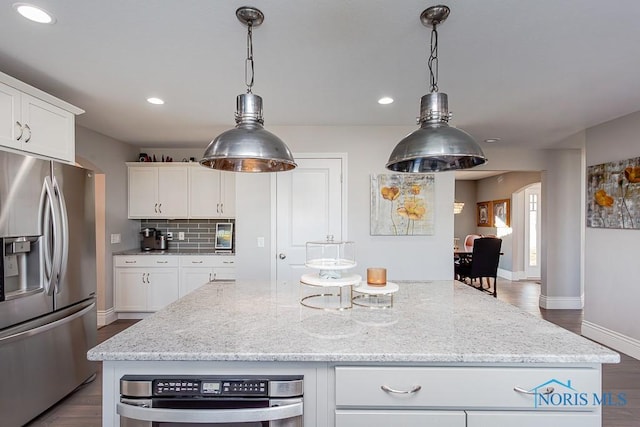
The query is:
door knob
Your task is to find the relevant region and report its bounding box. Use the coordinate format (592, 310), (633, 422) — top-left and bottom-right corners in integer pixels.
(278, 253), (286, 260)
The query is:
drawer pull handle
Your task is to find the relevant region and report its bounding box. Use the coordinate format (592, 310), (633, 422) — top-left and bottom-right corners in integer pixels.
(156, 261), (168, 264)
(381, 385), (422, 395)
(125, 261), (137, 264)
(192, 261), (204, 264)
(514, 386), (554, 395)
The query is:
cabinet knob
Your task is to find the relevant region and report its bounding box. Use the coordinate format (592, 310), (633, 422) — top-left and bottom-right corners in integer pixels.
(278, 253), (287, 260)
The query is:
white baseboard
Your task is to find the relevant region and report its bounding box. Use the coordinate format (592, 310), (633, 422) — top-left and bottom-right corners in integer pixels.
(117, 312), (151, 320)
(582, 320), (640, 360)
(97, 308), (117, 327)
(539, 294), (584, 309)
(497, 268), (513, 280)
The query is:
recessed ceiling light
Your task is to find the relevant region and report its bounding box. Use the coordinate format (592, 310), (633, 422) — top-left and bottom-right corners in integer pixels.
(147, 97), (165, 105)
(13, 3), (55, 24)
(484, 138), (501, 143)
(378, 97), (394, 105)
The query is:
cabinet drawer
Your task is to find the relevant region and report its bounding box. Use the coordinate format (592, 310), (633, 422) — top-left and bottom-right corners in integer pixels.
(335, 366), (600, 410)
(179, 256), (235, 268)
(336, 410), (465, 427)
(466, 411), (600, 427)
(114, 256), (179, 267)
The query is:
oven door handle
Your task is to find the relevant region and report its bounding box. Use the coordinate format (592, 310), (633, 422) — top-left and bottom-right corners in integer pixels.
(117, 399), (303, 423)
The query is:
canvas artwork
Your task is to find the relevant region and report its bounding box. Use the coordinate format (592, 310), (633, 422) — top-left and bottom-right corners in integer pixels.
(370, 174), (435, 236)
(587, 157), (640, 229)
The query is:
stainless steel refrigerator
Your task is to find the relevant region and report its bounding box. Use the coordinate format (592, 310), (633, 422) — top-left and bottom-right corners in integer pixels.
(0, 151), (97, 426)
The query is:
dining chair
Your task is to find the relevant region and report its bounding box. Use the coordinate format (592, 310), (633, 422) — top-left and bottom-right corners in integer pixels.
(454, 237), (503, 297)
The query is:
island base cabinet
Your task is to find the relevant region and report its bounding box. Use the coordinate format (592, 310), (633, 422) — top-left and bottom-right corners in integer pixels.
(336, 410), (465, 427)
(466, 411), (601, 427)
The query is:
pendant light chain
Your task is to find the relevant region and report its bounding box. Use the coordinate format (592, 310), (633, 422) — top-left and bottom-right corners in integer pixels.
(428, 24), (439, 93)
(245, 21), (255, 93)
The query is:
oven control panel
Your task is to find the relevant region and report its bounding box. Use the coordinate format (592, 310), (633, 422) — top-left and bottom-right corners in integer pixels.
(120, 375), (302, 399)
(153, 379), (268, 397)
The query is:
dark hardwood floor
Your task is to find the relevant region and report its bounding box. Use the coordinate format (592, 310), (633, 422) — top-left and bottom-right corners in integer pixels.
(25, 280), (640, 426)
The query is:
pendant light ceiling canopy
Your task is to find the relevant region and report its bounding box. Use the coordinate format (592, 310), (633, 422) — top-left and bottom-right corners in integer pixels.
(386, 5), (487, 173)
(200, 7), (296, 173)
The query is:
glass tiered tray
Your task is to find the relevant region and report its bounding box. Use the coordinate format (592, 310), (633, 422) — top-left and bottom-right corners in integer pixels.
(300, 237), (361, 310)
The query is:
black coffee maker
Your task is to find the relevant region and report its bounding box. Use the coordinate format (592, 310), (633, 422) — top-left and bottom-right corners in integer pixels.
(140, 228), (157, 251)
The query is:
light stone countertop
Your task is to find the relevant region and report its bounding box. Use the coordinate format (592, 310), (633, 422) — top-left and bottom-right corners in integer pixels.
(114, 249), (234, 256)
(88, 280), (619, 364)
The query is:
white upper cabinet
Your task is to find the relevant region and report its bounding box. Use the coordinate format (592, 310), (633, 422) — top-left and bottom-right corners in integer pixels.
(128, 164), (188, 218)
(188, 167), (235, 218)
(0, 72), (83, 163)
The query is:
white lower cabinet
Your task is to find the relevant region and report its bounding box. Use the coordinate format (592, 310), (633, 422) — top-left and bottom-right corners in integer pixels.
(179, 256), (236, 297)
(115, 255), (235, 315)
(336, 410), (465, 427)
(334, 366), (602, 426)
(466, 411), (600, 427)
(114, 256), (179, 313)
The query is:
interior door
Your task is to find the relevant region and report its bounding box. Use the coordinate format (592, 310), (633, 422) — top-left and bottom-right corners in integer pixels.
(275, 157), (343, 302)
(524, 183), (541, 279)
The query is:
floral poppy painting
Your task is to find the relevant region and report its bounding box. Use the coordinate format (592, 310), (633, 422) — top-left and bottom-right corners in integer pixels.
(587, 156), (640, 229)
(370, 174), (435, 235)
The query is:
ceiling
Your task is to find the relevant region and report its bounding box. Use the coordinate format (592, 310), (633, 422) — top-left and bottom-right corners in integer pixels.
(1, 0), (640, 150)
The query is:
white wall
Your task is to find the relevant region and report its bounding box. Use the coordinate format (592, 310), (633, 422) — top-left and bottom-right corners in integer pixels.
(582, 111), (640, 358)
(540, 148), (584, 309)
(76, 126), (140, 317)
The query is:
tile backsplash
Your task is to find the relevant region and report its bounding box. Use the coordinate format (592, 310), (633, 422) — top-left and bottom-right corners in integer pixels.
(140, 219), (235, 252)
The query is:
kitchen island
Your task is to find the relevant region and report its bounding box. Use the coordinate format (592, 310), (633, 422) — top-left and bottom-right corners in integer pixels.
(89, 280), (619, 426)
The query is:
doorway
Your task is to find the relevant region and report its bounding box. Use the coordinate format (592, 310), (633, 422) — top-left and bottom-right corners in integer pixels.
(523, 183), (541, 279)
(273, 154), (346, 300)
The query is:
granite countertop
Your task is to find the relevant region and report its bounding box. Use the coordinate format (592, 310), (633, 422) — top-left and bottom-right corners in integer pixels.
(88, 280), (619, 364)
(114, 249), (235, 256)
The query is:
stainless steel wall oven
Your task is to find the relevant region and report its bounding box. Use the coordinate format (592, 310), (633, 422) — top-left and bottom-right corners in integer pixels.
(119, 375), (303, 427)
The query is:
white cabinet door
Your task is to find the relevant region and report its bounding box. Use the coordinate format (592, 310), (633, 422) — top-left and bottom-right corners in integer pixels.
(114, 269), (148, 311)
(20, 94), (74, 162)
(188, 167), (235, 218)
(180, 267), (213, 297)
(189, 167), (221, 218)
(0, 82), (22, 150)
(336, 410), (465, 427)
(129, 167), (159, 217)
(157, 167), (188, 218)
(466, 411), (600, 427)
(147, 268), (179, 311)
(213, 267), (235, 281)
(219, 172), (236, 217)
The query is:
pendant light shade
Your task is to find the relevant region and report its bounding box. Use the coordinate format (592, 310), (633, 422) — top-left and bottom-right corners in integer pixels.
(201, 93), (296, 172)
(386, 5), (487, 173)
(200, 7), (296, 173)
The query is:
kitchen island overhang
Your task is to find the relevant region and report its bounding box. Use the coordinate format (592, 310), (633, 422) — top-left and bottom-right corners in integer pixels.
(89, 280), (619, 426)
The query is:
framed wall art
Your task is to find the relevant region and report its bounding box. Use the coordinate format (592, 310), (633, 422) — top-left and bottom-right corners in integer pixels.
(492, 199), (511, 227)
(587, 156), (640, 229)
(476, 201), (493, 227)
(370, 174), (435, 236)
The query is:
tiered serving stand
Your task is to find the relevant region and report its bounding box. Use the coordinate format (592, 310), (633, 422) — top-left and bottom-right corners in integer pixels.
(299, 237), (360, 311)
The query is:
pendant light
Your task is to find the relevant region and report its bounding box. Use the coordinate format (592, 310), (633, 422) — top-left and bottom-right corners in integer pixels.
(201, 7), (296, 172)
(386, 5), (487, 173)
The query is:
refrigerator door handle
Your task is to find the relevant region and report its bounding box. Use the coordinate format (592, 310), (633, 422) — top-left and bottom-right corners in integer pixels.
(40, 177), (62, 295)
(53, 176), (69, 290)
(0, 300), (95, 345)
